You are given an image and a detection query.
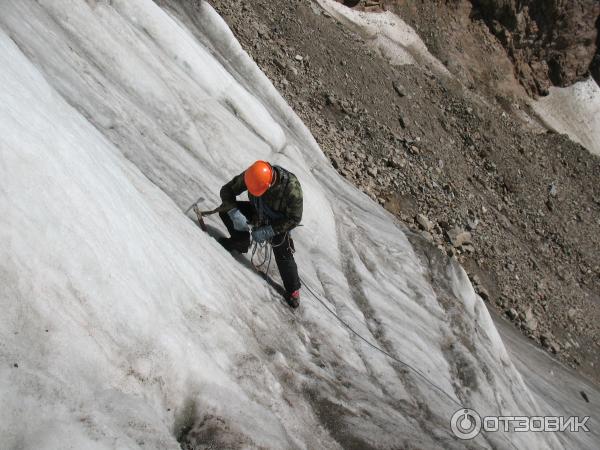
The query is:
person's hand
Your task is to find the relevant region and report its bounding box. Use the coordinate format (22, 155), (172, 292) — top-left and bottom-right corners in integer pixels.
(251, 225), (275, 243)
(227, 208), (249, 232)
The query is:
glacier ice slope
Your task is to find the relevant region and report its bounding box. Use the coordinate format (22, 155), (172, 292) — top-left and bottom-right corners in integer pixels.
(0, 0), (571, 448)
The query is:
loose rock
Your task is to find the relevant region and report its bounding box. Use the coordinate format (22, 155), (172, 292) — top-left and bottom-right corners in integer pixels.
(506, 308), (518, 320)
(447, 227), (472, 248)
(416, 213), (434, 231)
(392, 81), (406, 97)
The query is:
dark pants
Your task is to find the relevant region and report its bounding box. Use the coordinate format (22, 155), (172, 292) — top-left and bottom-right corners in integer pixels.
(220, 201), (300, 294)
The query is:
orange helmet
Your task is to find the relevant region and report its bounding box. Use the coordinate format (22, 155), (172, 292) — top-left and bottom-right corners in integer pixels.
(244, 161), (274, 196)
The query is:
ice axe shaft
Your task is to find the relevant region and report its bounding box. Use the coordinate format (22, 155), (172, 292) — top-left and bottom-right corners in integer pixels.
(193, 204), (229, 232)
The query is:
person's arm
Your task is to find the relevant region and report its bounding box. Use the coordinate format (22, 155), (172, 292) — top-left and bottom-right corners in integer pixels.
(271, 177), (303, 234)
(219, 172), (247, 210)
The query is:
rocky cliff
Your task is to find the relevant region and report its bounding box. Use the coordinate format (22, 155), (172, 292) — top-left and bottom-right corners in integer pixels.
(471, 0), (600, 95)
(592, 13), (600, 82)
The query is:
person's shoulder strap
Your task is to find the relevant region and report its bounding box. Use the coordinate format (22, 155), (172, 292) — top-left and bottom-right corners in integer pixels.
(272, 165), (292, 209)
(273, 165), (291, 190)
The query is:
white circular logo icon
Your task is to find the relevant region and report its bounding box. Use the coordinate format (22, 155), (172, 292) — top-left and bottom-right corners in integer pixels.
(451, 408), (482, 440)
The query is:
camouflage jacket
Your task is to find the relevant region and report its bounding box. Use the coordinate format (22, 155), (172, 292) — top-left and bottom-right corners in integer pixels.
(220, 165), (303, 234)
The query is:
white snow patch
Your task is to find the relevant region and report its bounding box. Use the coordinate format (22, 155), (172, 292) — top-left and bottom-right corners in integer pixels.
(316, 0), (450, 76)
(531, 77), (600, 156)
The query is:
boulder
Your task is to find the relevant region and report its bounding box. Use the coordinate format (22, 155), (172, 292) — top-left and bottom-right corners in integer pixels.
(447, 227), (472, 248)
(392, 81), (406, 97)
(506, 308), (518, 320)
(420, 231), (434, 243)
(416, 213), (434, 231)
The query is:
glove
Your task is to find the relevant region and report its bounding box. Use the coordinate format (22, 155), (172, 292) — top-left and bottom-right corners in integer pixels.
(227, 208), (249, 232)
(251, 225), (275, 243)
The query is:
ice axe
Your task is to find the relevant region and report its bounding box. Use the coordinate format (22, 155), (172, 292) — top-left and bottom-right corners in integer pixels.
(184, 196), (205, 214)
(186, 197), (229, 232)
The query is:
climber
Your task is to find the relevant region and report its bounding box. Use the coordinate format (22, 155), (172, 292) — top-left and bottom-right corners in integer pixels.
(218, 161), (303, 308)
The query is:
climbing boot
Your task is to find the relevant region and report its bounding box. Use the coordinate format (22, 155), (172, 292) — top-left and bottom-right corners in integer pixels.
(286, 290), (300, 309)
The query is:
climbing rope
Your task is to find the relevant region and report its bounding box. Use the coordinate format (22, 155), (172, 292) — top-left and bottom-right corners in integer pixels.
(250, 240), (272, 273)
(251, 238), (462, 409)
(249, 241), (523, 448)
(249, 232), (291, 276)
(300, 272), (521, 449)
(299, 275), (464, 410)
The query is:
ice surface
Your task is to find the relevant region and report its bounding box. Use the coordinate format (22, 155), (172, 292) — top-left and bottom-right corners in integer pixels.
(531, 77), (600, 156)
(493, 314), (600, 450)
(0, 1), (596, 449)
